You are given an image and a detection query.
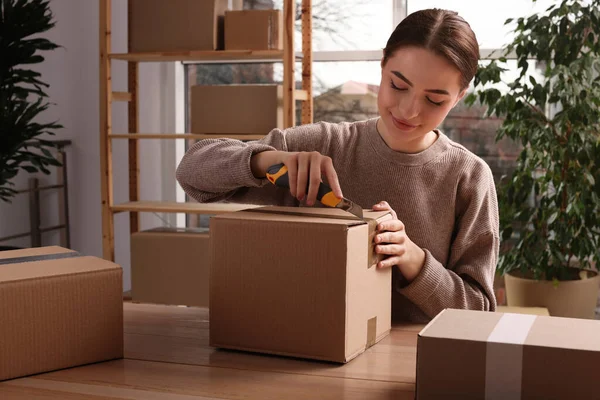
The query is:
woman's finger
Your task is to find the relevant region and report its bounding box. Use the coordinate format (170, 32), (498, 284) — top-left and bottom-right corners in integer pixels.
(375, 243), (405, 256)
(373, 201), (398, 219)
(322, 157), (343, 199)
(286, 156), (298, 198)
(375, 231), (405, 244)
(378, 255), (402, 269)
(295, 154), (309, 201)
(306, 154), (322, 206)
(378, 219), (404, 233)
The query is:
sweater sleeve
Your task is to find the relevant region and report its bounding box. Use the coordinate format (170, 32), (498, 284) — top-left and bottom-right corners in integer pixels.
(175, 122), (337, 204)
(397, 160), (499, 318)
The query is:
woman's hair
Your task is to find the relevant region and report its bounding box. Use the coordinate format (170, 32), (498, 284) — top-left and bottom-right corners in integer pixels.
(383, 9), (479, 90)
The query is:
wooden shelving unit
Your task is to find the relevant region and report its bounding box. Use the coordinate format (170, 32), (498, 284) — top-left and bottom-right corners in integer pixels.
(109, 49), (287, 62)
(99, 0), (313, 261)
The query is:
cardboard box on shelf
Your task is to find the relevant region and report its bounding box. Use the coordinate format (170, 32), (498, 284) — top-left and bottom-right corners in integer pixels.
(0, 246), (123, 381)
(416, 308), (600, 399)
(191, 84), (283, 135)
(209, 206), (393, 363)
(129, 0), (243, 52)
(225, 9), (283, 50)
(131, 227), (210, 308)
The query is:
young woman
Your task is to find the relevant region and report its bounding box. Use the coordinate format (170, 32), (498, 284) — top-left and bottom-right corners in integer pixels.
(176, 8), (499, 323)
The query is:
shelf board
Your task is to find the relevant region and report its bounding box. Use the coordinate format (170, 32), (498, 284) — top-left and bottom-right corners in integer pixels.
(111, 201), (261, 215)
(112, 91), (132, 102)
(109, 133), (266, 140)
(109, 50), (287, 63)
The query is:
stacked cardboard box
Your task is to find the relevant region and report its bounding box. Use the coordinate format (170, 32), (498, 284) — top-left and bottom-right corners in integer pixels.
(0, 246), (123, 381)
(225, 10), (283, 50)
(191, 84), (284, 135)
(129, 0), (243, 52)
(209, 206), (393, 363)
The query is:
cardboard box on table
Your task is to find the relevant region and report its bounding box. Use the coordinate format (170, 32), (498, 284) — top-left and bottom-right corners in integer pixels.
(416, 308), (600, 399)
(209, 206), (393, 363)
(129, 0), (243, 52)
(0, 246), (123, 381)
(191, 84), (284, 135)
(131, 227), (210, 307)
(225, 9), (283, 50)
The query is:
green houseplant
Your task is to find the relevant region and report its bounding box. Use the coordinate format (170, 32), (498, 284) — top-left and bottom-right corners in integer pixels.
(0, 0), (62, 203)
(467, 0), (600, 318)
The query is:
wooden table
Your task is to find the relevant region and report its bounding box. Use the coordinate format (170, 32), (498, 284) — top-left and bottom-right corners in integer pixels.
(1, 303), (423, 399)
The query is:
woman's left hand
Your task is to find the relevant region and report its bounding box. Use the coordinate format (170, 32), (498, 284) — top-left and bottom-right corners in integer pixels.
(371, 201), (426, 282)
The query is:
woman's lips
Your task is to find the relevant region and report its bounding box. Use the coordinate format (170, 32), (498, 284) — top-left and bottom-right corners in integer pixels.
(391, 115), (418, 131)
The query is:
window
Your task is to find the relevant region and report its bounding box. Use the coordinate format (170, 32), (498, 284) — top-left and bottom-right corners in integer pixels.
(408, 0), (558, 49)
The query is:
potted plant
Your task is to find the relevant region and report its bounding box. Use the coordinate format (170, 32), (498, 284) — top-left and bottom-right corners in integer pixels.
(0, 0), (63, 250)
(466, 0), (600, 319)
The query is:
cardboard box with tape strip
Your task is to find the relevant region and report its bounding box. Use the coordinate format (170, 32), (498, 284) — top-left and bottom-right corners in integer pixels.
(225, 9), (283, 50)
(0, 246), (123, 381)
(209, 206), (393, 363)
(416, 308), (600, 399)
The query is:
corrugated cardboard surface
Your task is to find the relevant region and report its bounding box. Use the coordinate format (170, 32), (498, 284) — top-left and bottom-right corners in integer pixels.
(416, 308), (600, 399)
(0, 246), (123, 381)
(191, 84), (283, 135)
(345, 223), (392, 360)
(131, 227), (210, 307)
(209, 206), (392, 363)
(225, 10), (283, 50)
(129, 0), (242, 52)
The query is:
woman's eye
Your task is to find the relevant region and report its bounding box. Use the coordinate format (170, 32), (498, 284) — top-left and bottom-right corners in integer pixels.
(427, 97), (444, 106)
(390, 80), (407, 91)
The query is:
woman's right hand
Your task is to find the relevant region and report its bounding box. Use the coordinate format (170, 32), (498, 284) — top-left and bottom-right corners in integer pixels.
(251, 150), (343, 206)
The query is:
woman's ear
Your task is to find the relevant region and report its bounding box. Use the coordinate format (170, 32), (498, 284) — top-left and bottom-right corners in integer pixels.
(453, 89), (468, 108)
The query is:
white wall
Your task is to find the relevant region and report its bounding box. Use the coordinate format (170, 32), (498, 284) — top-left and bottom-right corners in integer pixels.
(0, 0), (180, 292)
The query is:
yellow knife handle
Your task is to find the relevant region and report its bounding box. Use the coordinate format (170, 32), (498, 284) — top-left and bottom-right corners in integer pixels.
(266, 163), (342, 207)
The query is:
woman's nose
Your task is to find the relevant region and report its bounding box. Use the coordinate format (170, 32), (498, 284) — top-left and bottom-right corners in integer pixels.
(399, 94), (420, 120)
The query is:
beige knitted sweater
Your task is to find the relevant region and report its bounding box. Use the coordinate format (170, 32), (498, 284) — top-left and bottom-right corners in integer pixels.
(176, 118), (499, 323)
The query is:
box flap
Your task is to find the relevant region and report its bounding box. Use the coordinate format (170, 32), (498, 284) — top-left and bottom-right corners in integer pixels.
(213, 205), (389, 226)
(419, 309), (503, 342)
(0, 256), (120, 284)
(524, 315), (600, 351)
(0, 246), (75, 261)
(137, 226), (209, 235)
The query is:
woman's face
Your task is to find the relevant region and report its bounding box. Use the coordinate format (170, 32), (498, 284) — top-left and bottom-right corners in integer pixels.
(377, 46), (466, 152)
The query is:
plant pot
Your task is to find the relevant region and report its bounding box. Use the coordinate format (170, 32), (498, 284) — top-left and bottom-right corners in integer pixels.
(505, 269), (600, 319)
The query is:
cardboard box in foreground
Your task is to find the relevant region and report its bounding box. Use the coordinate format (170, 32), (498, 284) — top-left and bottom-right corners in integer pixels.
(209, 206), (393, 363)
(0, 246), (123, 381)
(416, 308), (600, 399)
(131, 227), (210, 307)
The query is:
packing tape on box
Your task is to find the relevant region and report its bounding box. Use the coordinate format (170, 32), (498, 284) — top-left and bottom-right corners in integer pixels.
(485, 313), (537, 400)
(0, 251), (81, 265)
(244, 207), (382, 268)
(366, 316), (377, 348)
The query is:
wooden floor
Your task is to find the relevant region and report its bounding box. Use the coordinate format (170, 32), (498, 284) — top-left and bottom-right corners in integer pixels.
(1, 303), (423, 399)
